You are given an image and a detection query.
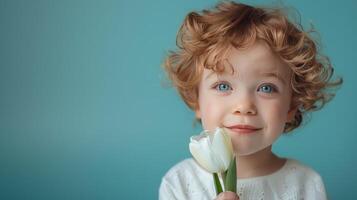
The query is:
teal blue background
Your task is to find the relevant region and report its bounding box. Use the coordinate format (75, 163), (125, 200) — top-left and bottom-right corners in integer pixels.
(0, 0), (355, 199)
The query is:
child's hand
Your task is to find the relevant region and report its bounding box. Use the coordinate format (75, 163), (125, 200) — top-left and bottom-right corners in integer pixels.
(215, 191), (240, 200)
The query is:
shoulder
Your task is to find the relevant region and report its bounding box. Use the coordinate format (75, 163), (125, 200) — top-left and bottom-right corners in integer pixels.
(163, 158), (197, 176)
(161, 158), (211, 184)
(280, 158), (328, 199)
(159, 158), (214, 200)
(284, 158), (325, 184)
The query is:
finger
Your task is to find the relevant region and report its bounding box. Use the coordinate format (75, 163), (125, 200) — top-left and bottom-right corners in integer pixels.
(216, 191), (240, 200)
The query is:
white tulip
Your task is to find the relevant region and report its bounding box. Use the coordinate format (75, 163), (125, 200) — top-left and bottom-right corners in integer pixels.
(189, 127), (233, 173)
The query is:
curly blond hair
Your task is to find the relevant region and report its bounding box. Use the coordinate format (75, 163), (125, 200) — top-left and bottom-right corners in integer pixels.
(162, 1), (342, 133)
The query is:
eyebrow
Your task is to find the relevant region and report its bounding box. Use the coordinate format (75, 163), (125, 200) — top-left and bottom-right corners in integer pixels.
(205, 71), (287, 85)
(259, 72), (287, 85)
(204, 71), (232, 80)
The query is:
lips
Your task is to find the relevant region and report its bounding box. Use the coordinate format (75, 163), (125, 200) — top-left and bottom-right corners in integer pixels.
(226, 124), (261, 134)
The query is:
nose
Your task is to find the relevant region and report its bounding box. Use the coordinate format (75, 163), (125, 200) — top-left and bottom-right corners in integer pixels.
(233, 93), (257, 116)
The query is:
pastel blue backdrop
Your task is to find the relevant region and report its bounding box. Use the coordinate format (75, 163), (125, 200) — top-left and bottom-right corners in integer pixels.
(0, 0), (355, 199)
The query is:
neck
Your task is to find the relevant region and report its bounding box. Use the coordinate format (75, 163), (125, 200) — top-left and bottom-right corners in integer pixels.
(235, 145), (284, 179)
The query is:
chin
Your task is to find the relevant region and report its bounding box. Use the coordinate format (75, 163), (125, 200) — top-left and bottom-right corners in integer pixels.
(234, 150), (257, 157)
(233, 146), (271, 157)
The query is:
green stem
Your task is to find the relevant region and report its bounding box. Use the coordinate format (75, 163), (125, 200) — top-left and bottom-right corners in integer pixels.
(224, 156), (237, 192)
(213, 173), (223, 195)
(222, 170), (227, 186)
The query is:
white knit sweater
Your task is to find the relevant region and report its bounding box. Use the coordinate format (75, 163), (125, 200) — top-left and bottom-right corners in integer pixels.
(159, 158), (327, 200)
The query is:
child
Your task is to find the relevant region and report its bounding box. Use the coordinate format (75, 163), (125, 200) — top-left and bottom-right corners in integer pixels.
(159, 1), (342, 200)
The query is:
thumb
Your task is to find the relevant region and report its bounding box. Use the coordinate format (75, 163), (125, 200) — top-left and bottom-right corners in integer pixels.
(216, 191), (240, 200)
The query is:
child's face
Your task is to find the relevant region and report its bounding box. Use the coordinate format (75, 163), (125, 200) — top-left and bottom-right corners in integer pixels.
(195, 41), (297, 156)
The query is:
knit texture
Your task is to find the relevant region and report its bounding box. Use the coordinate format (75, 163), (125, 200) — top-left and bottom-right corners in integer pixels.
(159, 158), (327, 200)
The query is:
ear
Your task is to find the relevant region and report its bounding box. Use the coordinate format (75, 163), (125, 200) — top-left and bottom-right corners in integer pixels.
(286, 106), (298, 122)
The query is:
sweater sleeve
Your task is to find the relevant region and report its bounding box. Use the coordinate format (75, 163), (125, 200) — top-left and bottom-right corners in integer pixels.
(304, 173), (328, 200)
(159, 177), (179, 200)
(314, 175), (328, 200)
(158, 159), (214, 200)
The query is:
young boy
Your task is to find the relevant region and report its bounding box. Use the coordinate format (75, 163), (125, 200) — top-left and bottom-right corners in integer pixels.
(159, 1), (342, 199)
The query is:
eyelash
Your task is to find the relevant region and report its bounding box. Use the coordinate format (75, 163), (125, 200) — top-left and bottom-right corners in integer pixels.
(257, 84), (278, 93)
(212, 82), (278, 94)
(212, 81), (233, 92)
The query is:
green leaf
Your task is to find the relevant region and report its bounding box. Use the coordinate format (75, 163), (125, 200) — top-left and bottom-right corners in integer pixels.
(222, 170), (227, 186)
(224, 156), (237, 192)
(213, 173), (223, 195)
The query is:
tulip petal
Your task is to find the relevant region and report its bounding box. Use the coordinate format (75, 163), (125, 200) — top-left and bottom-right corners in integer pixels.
(189, 127), (237, 192)
(211, 128), (233, 171)
(188, 128), (234, 174)
(189, 136), (220, 173)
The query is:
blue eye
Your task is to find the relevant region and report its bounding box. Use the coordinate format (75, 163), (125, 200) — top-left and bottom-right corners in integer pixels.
(214, 82), (232, 92)
(258, 84), (276, 93)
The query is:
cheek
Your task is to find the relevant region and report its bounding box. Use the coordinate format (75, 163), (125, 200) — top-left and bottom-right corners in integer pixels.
(260, 101), (289, 129)
(273, 103), (288, 119)
(200, 99), (223, 131)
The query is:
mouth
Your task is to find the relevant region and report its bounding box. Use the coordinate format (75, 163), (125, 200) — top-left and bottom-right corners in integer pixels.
(225, 125), (262, 135)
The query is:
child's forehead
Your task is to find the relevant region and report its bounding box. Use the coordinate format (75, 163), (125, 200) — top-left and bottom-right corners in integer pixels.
(203, 66), (287, 80)
(202, 58), (291, 85)
(201, 41), (293, 84)
(207, 41), (285, 67)
(227, 42), (282, 65)
(203, 56), (290, 78)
